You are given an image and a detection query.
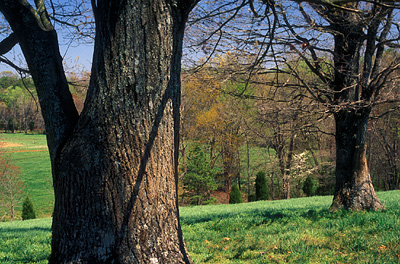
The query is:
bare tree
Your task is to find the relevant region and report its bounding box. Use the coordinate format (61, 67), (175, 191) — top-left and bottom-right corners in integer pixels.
(189, 0), (400, 210)
(369, 104), (400, 191)
(0, 154), (24, 221)
(274, 1), (400, 211)
(245, 72), (325, 199)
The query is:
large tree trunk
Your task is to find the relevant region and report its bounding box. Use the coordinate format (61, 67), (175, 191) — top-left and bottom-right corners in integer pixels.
(49, 2), (194, 263)
(327, 8), (386, 212)
(331, 107), (385, 211)
(1, 0), (196, 263)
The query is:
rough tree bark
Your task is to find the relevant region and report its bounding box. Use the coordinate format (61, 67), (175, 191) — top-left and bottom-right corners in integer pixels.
(326, 4), (387, 211)
(332, 107), (384, 211)
(1, 0), (198, 262)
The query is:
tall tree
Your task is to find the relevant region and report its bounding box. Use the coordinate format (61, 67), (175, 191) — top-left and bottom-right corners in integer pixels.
(296, 1), (398, 211)
(183, 144), (217, 205)
(238, 1), (399, 210)
(0, 0), (198, 262)
(182, 61), (243, 193)
(0, 154), (24, 221)
(188, 0), (400, 210)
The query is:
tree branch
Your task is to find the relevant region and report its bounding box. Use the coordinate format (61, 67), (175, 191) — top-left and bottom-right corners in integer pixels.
(0, 57), (29, 74)
(0, 0), (79, 163)
(34, 0), (53, 30)
(0, 33), (18, 56)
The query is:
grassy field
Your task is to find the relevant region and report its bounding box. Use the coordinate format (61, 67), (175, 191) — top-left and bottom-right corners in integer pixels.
(0, 191), (399, 263)
(1, 133), (400, 263)
(0, 218), (51, 263)
(182, 191), (400, 263)
(0, 133), (53, 219)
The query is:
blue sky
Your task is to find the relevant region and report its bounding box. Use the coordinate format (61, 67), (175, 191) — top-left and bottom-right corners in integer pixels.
(0, 38), (94, 74)
(0, 0), (94, 74)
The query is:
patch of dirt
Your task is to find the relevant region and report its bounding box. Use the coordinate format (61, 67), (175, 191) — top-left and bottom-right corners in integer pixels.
(0, 142), (23, 148)
(0, 142), (47, 153)
(211, 190), (230, 204)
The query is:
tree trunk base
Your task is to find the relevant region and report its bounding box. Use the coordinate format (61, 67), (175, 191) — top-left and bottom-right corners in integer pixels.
(330, 183), (385, 212)
(332, 108), (385, 212)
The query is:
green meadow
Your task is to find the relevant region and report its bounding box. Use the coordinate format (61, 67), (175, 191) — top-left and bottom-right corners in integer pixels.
(0, 192), (399, 263)
(0, 133), (53, 219)
(0, 133), (399, 263)
(0, 218), (51, 263)
(182, 191), (400, 263)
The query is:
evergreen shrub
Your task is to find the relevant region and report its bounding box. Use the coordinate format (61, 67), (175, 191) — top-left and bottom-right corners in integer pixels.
(29, 121), (35, 132)
(248, 194), (256, 202)
(229, 183), (242, 204)
(303, 176), (319, 197)
(183, 144), (217, 205)
(255, 171), (269, 201)
(22, 196), (36, 220)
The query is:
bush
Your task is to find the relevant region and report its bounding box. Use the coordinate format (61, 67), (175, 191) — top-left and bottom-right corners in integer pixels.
(203, 197), (218, 205)
(255, 171), (269, 201)
(28, 121), (35, 132)
(183, 144), (217, 205)
(189, 195), (203, 205)
(7, 118), (15, 133)
(22, 196), (36, 220)
(303, 176), (319, 197)
(248, 194), (256, 202)
(229, 184), (242, 204)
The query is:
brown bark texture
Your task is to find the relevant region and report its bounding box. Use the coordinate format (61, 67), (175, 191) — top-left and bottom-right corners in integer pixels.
(331, 108), (385, 211)
(325, 4), (389, 211)
(1, 0), (197, 263)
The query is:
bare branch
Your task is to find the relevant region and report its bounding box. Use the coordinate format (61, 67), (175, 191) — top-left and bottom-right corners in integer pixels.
(0, 33), (18, 56)
(0, 57), (29, 74)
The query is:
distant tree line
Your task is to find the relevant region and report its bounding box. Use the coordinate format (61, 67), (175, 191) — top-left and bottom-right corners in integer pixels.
(179, 51), (400, 205)
(0, 71), (88, 133)
(0, 71), (43, 133)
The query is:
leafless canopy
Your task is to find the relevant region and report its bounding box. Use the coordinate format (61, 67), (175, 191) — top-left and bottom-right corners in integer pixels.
(0, 0), (94, 74)
(185, 0), (400, 109)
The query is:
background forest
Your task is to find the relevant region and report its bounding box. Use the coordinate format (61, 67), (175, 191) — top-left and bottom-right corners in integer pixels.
(1, 52), (399, 207)
(1, 0), (400, 209)
(179, 51), (400, 205)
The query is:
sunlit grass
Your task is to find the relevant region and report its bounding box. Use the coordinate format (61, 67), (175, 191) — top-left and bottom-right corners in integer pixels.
(0, 133), (53, 219)
(9, 151), (53, 218)
(0, 191), (399, 263)
(0, 133), (399, 263)
(0, 218), (51, 263)
(181, 191), (400, 263)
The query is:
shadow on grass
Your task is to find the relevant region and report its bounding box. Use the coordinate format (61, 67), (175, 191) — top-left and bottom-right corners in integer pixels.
(180, 208), (303, 225)
(0, 226), (51, 235)
(180, 205), (350, 226)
